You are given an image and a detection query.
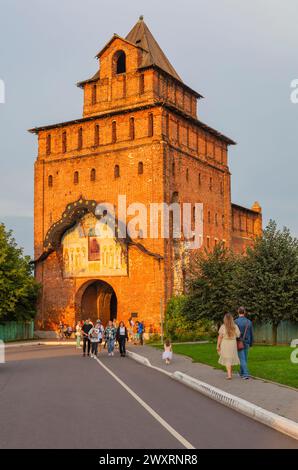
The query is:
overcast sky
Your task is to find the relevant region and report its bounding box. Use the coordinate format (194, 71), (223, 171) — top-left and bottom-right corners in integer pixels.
(0, 0), (298, 256)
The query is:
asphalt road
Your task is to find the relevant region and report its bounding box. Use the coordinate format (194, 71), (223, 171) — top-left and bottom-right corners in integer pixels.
(0, 345), (297, 449)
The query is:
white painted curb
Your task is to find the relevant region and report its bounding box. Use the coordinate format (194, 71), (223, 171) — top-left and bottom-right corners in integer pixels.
(127, 350), (298, 442)
(127, 350), (151, 367)
(173, 371), (298, 441)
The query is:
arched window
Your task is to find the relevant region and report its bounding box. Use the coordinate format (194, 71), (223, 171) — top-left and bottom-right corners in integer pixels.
(74, 171), (79, 184)
(62, 131), (67, 153)
(112, 121), (117, 143)
(138, 161), (143, 175)
(148, 113), (154, 137)
(48, 175), (53, 187)
(113, 50), (126, 75)
(129, 117), (135, 140)
(209, 177), (213, 191)
(94, 124), (100, 146)
(90, 168), (96, 182)
(78, 127), (83, 150)
(208, 211), (211, 224)
(215, 213), (218, 226)
(92, 84), (97, 105)
(172, 161), (175, 176)
(114, 164), (120, 178)
(186, 168), (189, 182)
(198, 173), (202, 186)
(46, 134), (51, 156)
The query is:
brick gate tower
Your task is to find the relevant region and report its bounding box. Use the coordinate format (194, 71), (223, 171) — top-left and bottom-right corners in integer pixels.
(30, 17), (262, 334)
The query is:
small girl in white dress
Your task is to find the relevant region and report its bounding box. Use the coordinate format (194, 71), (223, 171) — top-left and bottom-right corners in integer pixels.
(162, 339), (173, 365)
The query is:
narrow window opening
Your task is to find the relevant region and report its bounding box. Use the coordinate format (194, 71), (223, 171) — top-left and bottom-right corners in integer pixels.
(148, 113), (154, 137)
(139, 74), (145, 95)
(94, 124), (100, 146)
(129, 117), (135, 140)
(112, 121), (117, 143)
(90, 168), (96, 182)
(46, 134), (51, 156)
(138, 161), (143, 175)
(114, 164), (120, 178)
(78, 127), (83, 150)
(62, 131), (67, 153)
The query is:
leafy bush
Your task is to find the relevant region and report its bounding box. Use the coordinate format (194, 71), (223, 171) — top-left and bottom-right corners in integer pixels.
(0, 223), (40, 321)
(165, 296), (215, 341)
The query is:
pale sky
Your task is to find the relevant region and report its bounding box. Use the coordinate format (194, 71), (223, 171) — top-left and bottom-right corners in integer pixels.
(0, 0), (298, 256)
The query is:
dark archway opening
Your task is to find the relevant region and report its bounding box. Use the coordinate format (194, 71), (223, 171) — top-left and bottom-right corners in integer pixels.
(80, 280), (117, 326)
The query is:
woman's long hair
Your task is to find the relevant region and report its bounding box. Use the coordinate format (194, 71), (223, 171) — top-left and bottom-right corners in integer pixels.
(223, 313), (237, 338)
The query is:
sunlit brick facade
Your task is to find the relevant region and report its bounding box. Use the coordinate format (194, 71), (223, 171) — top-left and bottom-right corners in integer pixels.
(30, 18), (262, 333)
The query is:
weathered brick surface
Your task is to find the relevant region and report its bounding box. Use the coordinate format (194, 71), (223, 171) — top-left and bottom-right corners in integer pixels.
(32, 26), (261, 332)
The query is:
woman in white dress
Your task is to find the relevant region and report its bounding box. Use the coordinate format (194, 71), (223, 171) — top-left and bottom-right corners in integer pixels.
(217, 313), (240, 380)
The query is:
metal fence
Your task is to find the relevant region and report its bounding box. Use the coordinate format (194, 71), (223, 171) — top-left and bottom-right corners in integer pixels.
(0, 321), (35, 342)
(253, 321), (298, 345)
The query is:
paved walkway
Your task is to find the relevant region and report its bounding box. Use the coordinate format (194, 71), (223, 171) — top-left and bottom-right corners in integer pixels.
(128, 344), (298, 423)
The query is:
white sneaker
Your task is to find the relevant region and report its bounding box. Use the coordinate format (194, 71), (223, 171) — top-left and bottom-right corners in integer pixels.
(111, 352), (114, 356)
(90, 354), (94, 358)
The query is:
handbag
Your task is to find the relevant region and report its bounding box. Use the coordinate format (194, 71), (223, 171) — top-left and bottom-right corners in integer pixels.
(237, 321), (249, 351)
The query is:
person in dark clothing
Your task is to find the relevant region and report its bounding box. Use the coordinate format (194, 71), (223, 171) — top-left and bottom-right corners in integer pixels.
(116, 321), (128, 357)
(81, 319), (93, 357)
(235, 307), (254, 379)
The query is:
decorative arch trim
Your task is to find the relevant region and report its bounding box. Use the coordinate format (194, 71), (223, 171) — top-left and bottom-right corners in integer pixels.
(33, 196), (163, 265)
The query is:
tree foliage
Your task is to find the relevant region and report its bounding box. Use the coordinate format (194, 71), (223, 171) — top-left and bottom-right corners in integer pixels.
(183, 243), (240, 326)
(0, 223), (39, 321)
(181, 221), (298, 345)
(236, 220), (298, 342)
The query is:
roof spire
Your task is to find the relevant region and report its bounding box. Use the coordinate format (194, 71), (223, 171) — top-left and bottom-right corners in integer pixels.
(126, 18), (182, 82)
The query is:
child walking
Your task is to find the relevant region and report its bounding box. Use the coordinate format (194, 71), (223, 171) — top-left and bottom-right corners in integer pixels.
(162, 339), (173, 365)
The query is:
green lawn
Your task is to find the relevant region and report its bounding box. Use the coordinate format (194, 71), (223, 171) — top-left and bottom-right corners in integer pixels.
(153, 342), (298, 389)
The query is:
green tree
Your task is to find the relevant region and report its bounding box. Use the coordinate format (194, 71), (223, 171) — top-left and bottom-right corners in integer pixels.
(0, 223), (39, 321)
(183, 243), (240, 327)
(237, 220), (298, 344)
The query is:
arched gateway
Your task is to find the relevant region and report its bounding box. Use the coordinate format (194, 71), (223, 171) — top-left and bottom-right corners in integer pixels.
(79, 280), (117, 325)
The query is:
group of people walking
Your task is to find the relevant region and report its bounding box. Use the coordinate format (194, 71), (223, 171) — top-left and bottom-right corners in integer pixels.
(61, 307), (253, 381)
(217, 306), (253, 380)
(75, 318), (138, 358)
